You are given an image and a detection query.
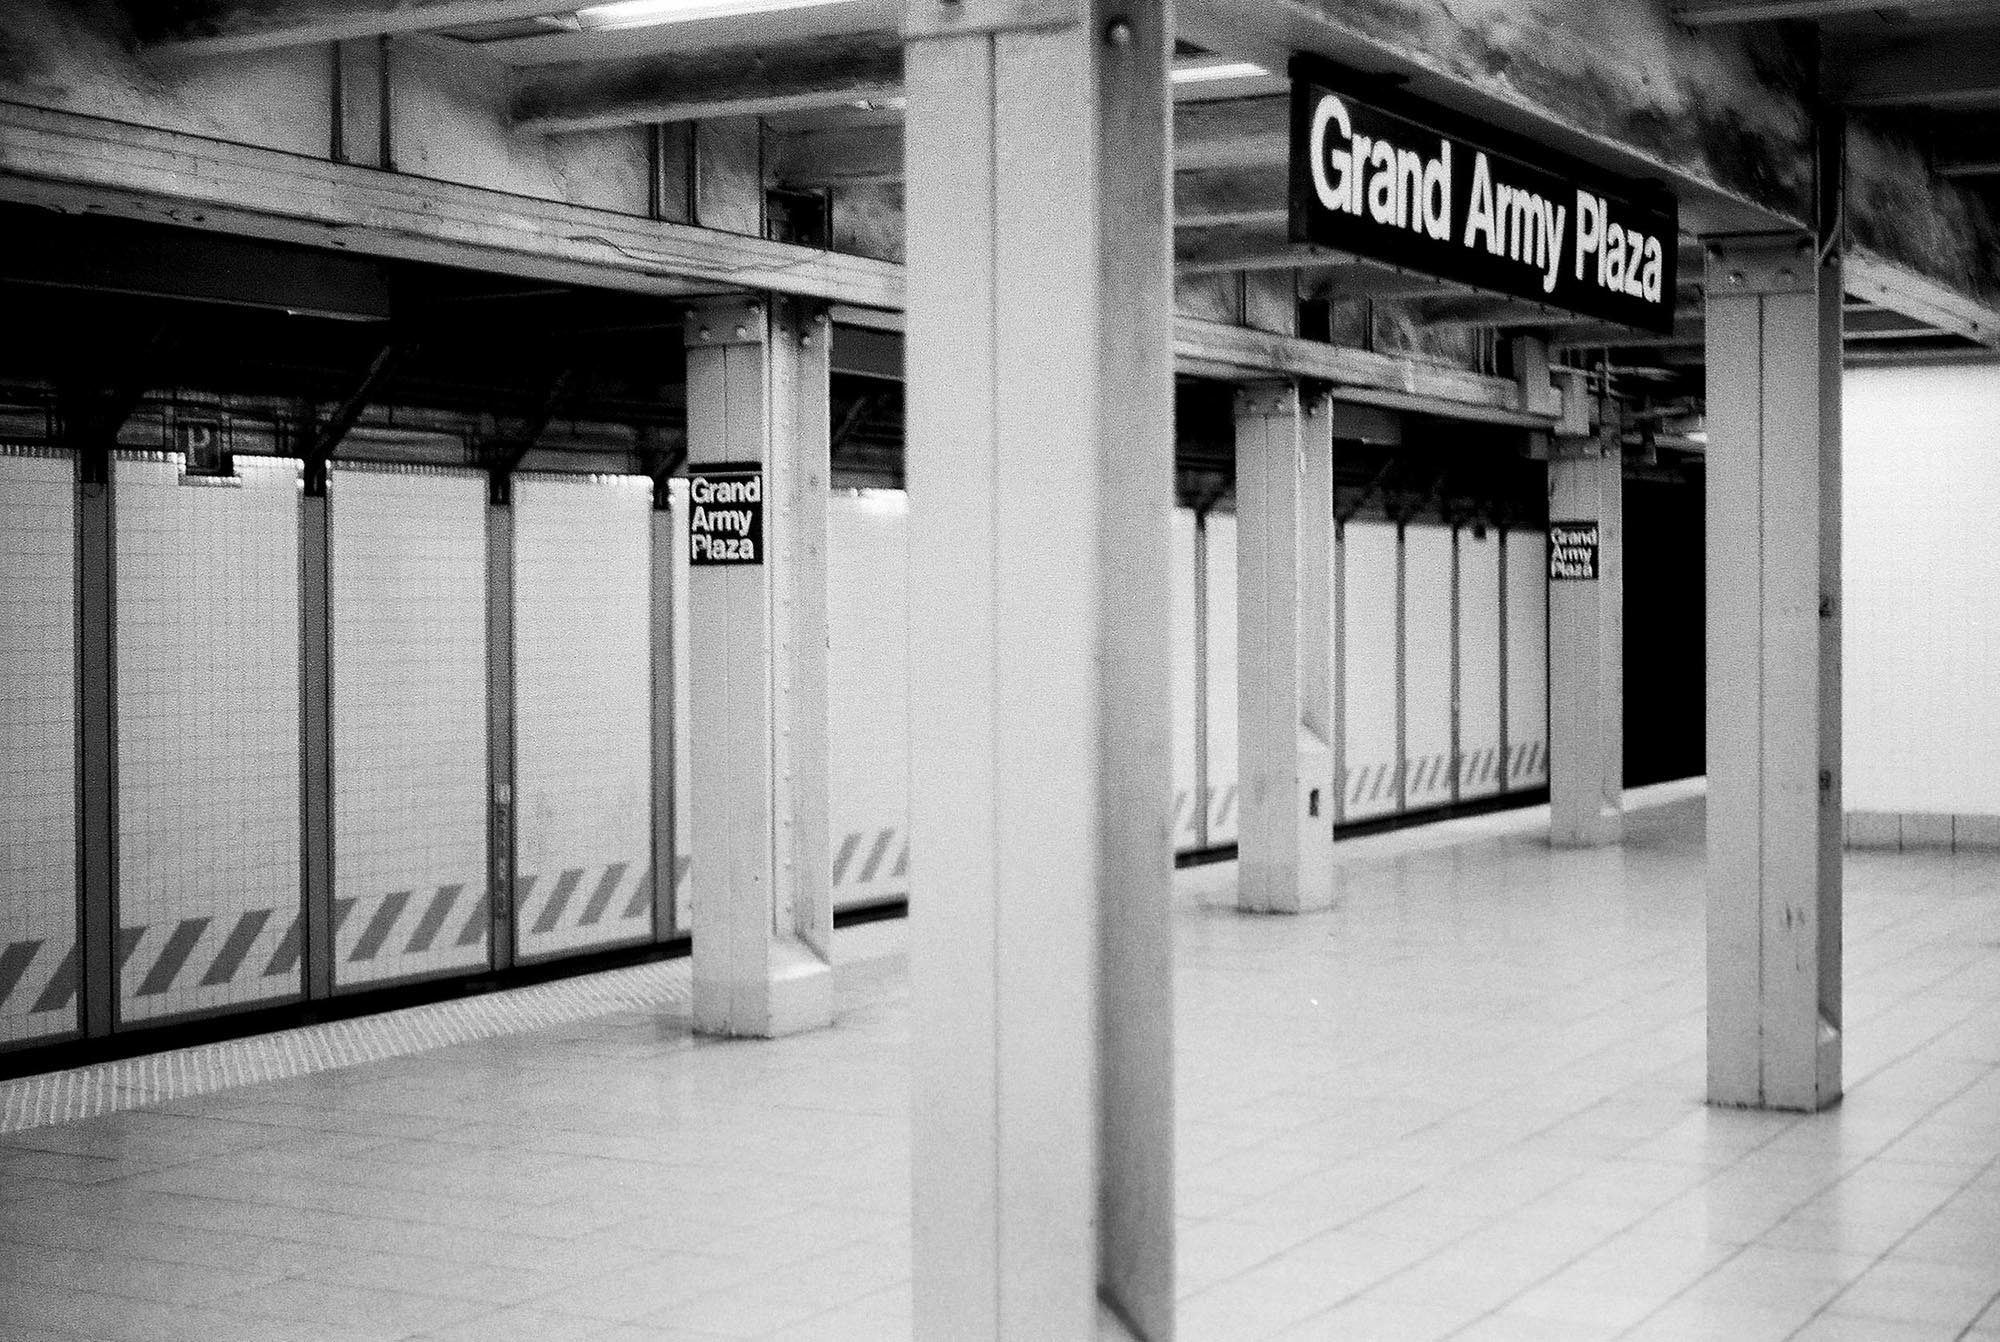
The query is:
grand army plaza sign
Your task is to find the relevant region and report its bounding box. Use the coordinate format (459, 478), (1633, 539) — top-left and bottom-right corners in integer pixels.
(1290, 59), (1679, 333)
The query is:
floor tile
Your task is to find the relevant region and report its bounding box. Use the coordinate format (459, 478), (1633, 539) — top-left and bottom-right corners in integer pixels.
(0, 799), (1992, 1342)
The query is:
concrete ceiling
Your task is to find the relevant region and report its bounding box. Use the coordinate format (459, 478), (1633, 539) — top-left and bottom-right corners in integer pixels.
(125, 0), (2000, 367)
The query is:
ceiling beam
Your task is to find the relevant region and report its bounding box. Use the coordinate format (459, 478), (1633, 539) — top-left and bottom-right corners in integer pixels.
(773, 98), (1291, 189)
(1671, 0), (1990, 23)
(1846, 248), (2000, 347)
(1175, 207), (1289, 231)
(1174, 96), (1289, 173)
(769, 124), (902, 187)
(0, 99), (901, 309)
(139, 0), (579, 57)
(1550, 315), (1707, 350)
(1836, 31), (2000, 109)
(1176, 231), (1328, 276)
(512, 32), (901, 133)
(463, 0), (897, 64)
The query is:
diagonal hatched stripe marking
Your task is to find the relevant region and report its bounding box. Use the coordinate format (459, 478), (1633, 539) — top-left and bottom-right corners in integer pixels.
(350, 891), (412, 962)
(529, 868), (585, 936)
(855, 831), (895, 885)
(829, 832), (862, 886)
(201, 911), (270, 986)
(0, 941), (42, 1011)
(404, 885), (462, 955)
(136, 919), (209, 997)
(30, 945), (76, 1015)
(621, 869), (655, 922)
(577, 863), (629, 928)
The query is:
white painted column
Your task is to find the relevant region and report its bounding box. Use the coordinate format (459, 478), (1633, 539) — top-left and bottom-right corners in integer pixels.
(1547, 436), (1624, 847)
(684, 293), (834, 1039)
(1236, 382), (1335, 913)
(1705, 233), (1843, 1112)
(903, 1), (1174, 1337)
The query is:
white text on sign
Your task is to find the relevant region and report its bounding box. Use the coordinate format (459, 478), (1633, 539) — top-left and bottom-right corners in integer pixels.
(689, 468), (764, 566)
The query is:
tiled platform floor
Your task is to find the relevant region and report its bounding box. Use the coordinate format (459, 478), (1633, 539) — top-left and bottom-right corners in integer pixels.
(3, 788), (1999, 1341)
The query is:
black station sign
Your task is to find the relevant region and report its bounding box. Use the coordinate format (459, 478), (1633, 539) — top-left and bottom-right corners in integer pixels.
(1549, 521), (1600, 581)
(1289, 59), (1679, 334)
(688, 462), (764, 566)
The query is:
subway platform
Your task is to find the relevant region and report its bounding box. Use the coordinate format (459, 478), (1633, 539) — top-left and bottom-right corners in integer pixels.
(2, 786), (1997, 1342)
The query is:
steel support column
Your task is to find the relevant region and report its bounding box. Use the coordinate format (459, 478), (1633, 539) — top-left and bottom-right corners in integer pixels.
(1705, 233), (1843, 1112)
(903, 0), (1176, 1335)
(1548, 437), (1624, 847)
(300, 490), (334, 998)
(683, 293), (834, 1039)
(649, 492), (677, 942)
(75, 459), (115, 1037)
(1236, 381), (1335, 914)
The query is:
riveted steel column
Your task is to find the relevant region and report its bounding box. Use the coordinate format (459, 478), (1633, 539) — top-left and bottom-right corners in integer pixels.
(1236, 382), (1335, 914)
(1706, 232), (1843, 1112)
(904, 0), (1175, 1335)
(1548, 436), (1624, 847)
(1193, 507), (1211, 850)
(301, 488), (334, 998)
(485, 503), (516, 972)
(75, 458), (116, 1037)
(684, 293), (834, 1039)
(650, 489), (677, 942)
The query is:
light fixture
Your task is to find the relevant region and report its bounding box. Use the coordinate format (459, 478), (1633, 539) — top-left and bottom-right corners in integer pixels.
(1170, 60), (1269, 85)
(574, 0), (858, 32)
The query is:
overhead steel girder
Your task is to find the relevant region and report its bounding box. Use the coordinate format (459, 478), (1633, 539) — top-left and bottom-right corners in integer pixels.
(1835, 30), (2000, 109)
(512, 32), (904, 134)
(0, 101), (902, 310)
(139, 0), (579, 55)
(1672, 0), (1988, 24)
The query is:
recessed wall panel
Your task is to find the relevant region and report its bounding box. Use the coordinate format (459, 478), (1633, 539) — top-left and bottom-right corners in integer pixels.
(1204, 512), (1239, 846)
(1458, 527), (1504, 801)
(1341, 520), (1399, 821)
(1844, 364), (2000, 813)
(0, 450), (77, 1046)
(115, 454), (301, 1025)
(330, 465), (488, 988)
(1171, 507), (1199, 851)
(828, 491), (910, 910)
(512, 474), (653, 962)
(1505, 527), (1549, 789)
(1403, 525), (1454, 812)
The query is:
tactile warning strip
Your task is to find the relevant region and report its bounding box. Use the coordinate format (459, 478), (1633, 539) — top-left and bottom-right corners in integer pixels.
(0, 957), (692, 1135)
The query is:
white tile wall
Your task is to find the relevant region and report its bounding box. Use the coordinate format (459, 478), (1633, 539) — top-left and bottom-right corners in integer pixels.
(1457, 527), (1504, 801)
(330, 466), (488, 987)
(1342, 520), (1400, 821)
(1504, 527), (1549, 790)
(0, 451), (78, 1045)
(115, 454), (301, 1024)
(1845, 364), (2000, 814)
(1205, 512), (1240, 846)
(1403, 524), (1455, 811)
(826, 491), (910, 910)
(513, 474), (653, 962)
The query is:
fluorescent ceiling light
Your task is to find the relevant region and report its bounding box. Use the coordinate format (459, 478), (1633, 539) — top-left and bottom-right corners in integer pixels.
(1170, 60), (1269, 85)
(575, 0), (857, 31)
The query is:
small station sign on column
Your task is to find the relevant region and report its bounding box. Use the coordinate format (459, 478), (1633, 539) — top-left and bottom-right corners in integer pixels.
(1549, 520), (1600, 581)
(688, 462), (764, 566)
